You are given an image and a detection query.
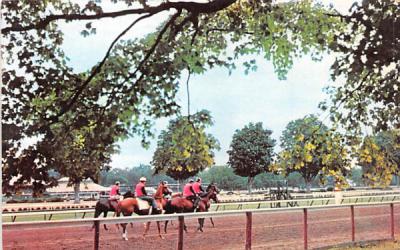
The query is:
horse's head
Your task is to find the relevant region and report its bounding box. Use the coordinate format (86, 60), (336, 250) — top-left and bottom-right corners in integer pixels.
(207, 184), (220, 203)
(123, 190), (135, 199)
(155, 182), (172, 198)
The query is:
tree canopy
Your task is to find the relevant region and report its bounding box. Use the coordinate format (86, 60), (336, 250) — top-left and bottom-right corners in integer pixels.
(2, 0), (342, 194)
(3, 0), (399, 194)
(276, 115), (351, 191)
(227, 122), (276, 193)
(152, 110), (220, 181)
(358, 130), (400, 187)
(321, 0), (400, 133)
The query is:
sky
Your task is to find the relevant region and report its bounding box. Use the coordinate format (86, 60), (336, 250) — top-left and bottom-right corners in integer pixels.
(58, 0), (354, 169)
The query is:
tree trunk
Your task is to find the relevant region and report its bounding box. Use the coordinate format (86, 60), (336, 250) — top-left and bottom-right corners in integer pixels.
(178, 179), (184, 193)
(305, 180), (311, 193)
(247, 176), (254, 194)
(74, 181), (80, 204)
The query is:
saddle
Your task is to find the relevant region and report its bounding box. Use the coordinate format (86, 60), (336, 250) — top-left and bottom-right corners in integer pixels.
(108, 199), (119, 211)
(137, 198), (151, 210)
(199, 192), (208, 198)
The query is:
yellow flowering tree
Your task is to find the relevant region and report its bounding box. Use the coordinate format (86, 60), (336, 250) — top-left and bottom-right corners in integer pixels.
(358, 130), (400, 187)
(276, 115), (351, 192)
(152, 110), (220, 184)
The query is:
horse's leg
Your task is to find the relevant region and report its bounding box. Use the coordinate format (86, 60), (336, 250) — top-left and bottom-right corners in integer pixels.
(178, 209), (188, 233)
(121, 223), (128, 241)
(142, 221), (151, 239)
(184, 223), (188, 233)
(196, 218), (201, 232)
(92, 205), (102, 230)
(103, 211), (108, 230)
(164, 220), (169, 234)
(119, 211), (129, 241)
(197, 218), (204, 232)
(210, 217), (215, 228)
(114, 210), (120, 231)
(156, 221), (164, 239)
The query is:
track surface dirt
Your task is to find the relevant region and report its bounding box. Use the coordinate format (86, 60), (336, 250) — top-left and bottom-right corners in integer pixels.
(4, 205), (400, 250)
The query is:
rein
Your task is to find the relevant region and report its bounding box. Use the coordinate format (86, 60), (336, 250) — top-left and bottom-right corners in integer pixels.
(201, 188), (215, 201)
(153, 185), (169, 200)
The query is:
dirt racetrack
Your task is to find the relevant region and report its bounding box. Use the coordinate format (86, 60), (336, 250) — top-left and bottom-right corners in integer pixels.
(4, 205), (400, 250)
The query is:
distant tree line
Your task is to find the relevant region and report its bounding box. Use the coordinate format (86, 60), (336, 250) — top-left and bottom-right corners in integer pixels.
(99, 164), (175, 188)
(101, 119), (400, 193)
(100, 164), (375, 191)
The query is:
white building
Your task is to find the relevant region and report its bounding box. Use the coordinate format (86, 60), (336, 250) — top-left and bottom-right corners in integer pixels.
(46, 177), (110, 200)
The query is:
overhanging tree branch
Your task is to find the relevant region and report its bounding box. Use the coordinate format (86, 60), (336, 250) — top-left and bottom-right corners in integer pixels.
(126, 10), (182, 81)
(186, 69), (192, 118)
(8, 0), (238, 129)
(102, 10), (182, 113)
(2, 0), (237, 34)
(45, 13), (153, 124)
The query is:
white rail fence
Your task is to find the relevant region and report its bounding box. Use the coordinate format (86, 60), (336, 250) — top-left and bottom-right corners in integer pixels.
(4, 194), (400, 223)
(4, 201), (400, 250)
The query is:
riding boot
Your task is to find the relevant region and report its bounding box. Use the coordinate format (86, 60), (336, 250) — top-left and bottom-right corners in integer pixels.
(152, 200), (161, 213)
(110, 200), (118, 212)
(113, 203), (119, 212)
(193, 197), (200, 210)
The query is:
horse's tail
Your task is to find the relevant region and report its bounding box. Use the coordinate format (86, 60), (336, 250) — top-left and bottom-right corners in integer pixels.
(115, 201), (122, 217)
(91, 201), (102, 230)
(164, 199), (173, 214)
(94, 201), (102, 218)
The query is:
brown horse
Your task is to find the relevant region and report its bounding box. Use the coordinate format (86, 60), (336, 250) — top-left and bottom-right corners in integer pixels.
(116, 182), (171, 240)
(92, 191), (135, 230)
(196, 184), (220, 232)
(164, 184), (219, 233)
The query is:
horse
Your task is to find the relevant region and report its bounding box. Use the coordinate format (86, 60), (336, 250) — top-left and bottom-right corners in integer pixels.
(163, 183), (219, 233)
(196, 184), (220, 232)
(93, 190), (135, 230)
(116, 182), (172, 240)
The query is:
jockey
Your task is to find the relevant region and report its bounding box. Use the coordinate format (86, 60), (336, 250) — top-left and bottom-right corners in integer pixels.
(192, 177), (204, 195)
(110, 181), (121, 199)
(135, 177), (160, 212)
(161, 181), (173, 199)
(192, 177), (204, 208)
(183, 179), (199, 209)
(206, 182), (215, 192)
(109, 181), (120, 211)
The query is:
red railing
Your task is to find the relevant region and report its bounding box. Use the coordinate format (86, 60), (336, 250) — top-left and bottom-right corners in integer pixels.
(3, 201), (399, 250)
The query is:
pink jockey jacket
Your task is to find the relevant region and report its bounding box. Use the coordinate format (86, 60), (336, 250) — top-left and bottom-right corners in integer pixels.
(110, 185), (119, 196)
(192, 182), (202, 194)
(183, 183), (194, 197)
(135, 182), (145, 197)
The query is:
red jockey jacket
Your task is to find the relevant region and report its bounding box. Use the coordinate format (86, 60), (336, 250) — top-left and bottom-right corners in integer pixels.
(183, 183), (195, 197)
(192, 182), (202, 194)
(110, 185), (120, 196)
(135, 182), (146, 197)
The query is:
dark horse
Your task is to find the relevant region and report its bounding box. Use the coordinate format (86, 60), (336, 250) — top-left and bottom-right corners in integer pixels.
(93, 191), (135, 230)
(197, 184), (220, 232)
(116, 182), (172, 240)
(164, 183), (219, 233)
